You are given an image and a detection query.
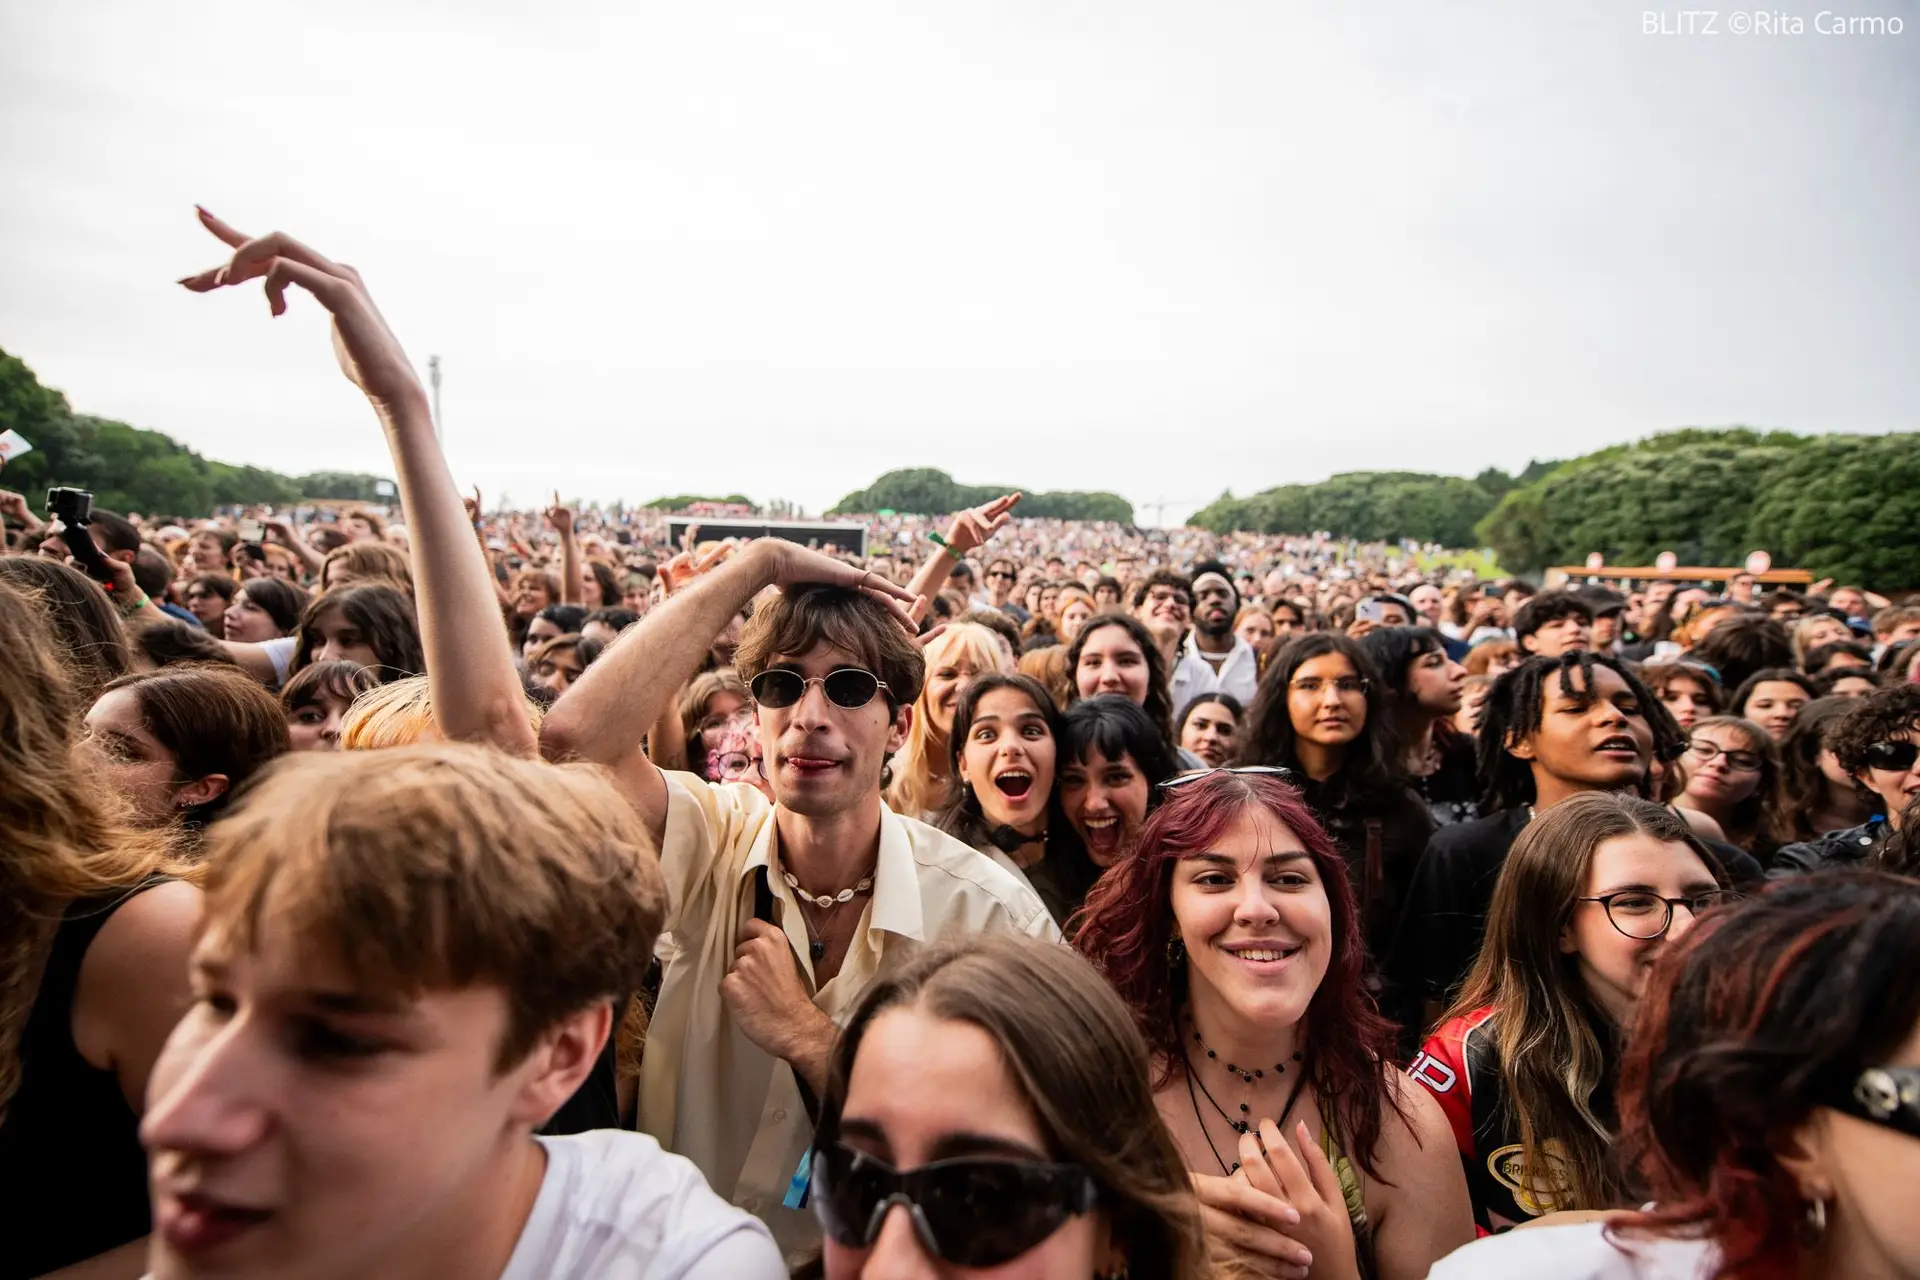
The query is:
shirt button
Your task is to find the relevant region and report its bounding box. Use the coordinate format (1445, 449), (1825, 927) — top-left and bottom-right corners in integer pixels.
(742, 1197), (762, 1213)
(772, 1109), (788, 1123)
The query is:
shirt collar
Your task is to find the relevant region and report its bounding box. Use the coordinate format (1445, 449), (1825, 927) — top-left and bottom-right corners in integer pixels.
(735, 800), (926, 943)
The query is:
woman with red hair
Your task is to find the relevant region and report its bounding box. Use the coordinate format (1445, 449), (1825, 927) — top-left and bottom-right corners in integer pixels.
(1072, 770), (1473, 1279)
(1429, 871), (1920, 1279)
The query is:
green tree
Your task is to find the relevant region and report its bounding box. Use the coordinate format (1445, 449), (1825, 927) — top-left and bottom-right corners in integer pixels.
(829, 469), (1133, 523)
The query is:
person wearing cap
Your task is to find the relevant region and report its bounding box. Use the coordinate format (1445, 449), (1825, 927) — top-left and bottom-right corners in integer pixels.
(1168, 559), (1259, 720)
(1573, 585), (1628, 656)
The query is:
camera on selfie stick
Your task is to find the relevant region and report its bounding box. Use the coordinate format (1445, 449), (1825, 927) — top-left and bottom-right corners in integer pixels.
(46, 486), (117, 588)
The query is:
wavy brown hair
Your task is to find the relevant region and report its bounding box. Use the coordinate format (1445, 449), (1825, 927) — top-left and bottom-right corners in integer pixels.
(1443, 793), (1730, 1214)
(0, 579), (193, 1123)
(1072, 771), (1406, 1178)
(0, 555), (132, 702)
(808, 934), (1214, 1279)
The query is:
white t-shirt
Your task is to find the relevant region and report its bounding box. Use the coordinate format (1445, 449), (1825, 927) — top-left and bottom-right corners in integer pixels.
(498, 1130), (786, 1280)
(260, 634), (299, 687)
(1427, 1221), (1717, 1280)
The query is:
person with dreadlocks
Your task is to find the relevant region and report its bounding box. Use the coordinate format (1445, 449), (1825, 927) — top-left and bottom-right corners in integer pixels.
(1380, 652), (1760, 1043)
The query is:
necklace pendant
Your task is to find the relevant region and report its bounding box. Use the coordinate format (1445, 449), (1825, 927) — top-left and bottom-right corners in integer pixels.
(809, 940), (826, 961)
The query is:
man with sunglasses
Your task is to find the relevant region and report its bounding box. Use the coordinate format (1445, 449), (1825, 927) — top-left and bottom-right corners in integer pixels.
(1773, 684), (1920, 876)
(541, 538), (1054, 1257)
(980, 557), (1029, 623)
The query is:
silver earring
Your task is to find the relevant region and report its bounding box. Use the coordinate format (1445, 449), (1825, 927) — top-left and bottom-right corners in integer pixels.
(1805, 1196), (1828, 1238)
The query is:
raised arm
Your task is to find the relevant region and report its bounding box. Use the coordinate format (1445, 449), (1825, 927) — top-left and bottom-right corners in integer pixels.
(548, 493), (585, 605)
(540, 539), (916, 841)
(262, 518), (325, 577)
(904, 492), (1021, 611)
(180, 207), (536, 756)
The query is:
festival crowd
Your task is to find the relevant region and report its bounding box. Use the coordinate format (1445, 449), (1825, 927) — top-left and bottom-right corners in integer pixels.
(3, 212), (1919, 1280)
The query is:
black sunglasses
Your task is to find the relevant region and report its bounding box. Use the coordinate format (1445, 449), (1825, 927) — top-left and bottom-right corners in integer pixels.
(748, 668), (890, 710)
(1828, 1065), (1920, 1140)
(1862, 740), (1919, 773)
(811, 1143), (1098, 1267)
(1158, 764), (1300, 791)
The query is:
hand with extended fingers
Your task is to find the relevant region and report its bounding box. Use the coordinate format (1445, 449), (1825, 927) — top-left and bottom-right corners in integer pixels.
(750, 540), (919, 633)
(659, 540), (738, 598)
(943, 492), (1021, 558)
(177, 207), (424, 411)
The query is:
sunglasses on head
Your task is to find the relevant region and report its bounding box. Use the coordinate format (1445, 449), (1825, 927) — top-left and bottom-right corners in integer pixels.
(1828, 1065), (1920, 1141)
(748, 667), (890, 710)
(1158, 764), (1300, 791)
(811, 1142), (1098, 1267)
(1862, 740), (1919, 772)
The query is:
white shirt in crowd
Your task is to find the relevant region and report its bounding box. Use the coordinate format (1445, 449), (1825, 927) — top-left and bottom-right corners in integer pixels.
(497, 1130), (786, 1280)
(1427, 1220), (1717, 1280)
(1169, 633), (1260, 720)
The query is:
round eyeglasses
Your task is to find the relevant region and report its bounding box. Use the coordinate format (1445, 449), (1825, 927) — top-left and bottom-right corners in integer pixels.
(1576, 889), (1735, 939)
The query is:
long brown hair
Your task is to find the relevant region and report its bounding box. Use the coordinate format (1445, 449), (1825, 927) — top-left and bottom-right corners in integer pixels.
(98, 666), (292, 830)
(809, 934), (1213, 1279)
(1443, 793), (1727, 1214)
(0, 555), (132, 702)
(1681, 715), (1792, 853)
(0, 579), (193, 1123)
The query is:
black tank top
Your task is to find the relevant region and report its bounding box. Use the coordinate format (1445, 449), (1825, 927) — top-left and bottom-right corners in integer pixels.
(0, 883), (167, 1279)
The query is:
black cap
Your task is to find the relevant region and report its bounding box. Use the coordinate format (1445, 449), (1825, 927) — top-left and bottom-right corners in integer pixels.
(1573, 585), (1628, 617)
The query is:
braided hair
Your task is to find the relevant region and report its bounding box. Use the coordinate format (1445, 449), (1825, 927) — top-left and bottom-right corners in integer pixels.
(1477, 652), (1684, 813)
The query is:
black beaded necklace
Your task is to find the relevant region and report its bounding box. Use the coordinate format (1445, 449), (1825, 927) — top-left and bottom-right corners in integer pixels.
(1191, 1026), (1302, 1086)
(1183, 1023), (1308, 1175)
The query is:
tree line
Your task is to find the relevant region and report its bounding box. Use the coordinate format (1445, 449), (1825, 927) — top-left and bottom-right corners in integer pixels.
(1193, 428), (1918, 588)
(828, 467), (1135, 523)
(1, 349), (391, 514)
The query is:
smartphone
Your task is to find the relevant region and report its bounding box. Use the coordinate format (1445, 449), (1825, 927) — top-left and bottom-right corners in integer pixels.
(237, 518), (266, 542)
(0, 429), (34, 464)
(1357, 598), (1387, 624)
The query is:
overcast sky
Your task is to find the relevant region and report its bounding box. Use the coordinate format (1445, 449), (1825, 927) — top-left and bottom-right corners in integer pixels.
(3, 2), (1914, 523)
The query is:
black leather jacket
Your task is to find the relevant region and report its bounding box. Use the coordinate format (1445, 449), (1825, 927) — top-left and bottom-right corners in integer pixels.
(1769, 819), (1889, 878)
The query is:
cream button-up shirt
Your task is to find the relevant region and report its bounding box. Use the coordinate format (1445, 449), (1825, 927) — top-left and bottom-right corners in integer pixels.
(638, 771), (1058, 1258)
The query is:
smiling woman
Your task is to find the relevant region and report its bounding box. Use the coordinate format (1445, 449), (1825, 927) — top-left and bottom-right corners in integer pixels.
(1073, 771), (1475, 1280)
(1413, 794), (1730, 1233)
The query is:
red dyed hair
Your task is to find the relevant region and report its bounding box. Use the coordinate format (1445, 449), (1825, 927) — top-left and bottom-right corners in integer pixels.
(1070, 771), (1406, 1177)
(1609, 872), (1920, 1280)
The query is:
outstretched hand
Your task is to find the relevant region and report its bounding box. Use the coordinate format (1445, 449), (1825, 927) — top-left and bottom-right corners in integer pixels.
(944, 492), (1021, 557)
(178, 207), (425, 410)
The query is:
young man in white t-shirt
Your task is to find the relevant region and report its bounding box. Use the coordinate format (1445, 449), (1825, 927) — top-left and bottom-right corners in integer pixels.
(140, 744), (783, 1280)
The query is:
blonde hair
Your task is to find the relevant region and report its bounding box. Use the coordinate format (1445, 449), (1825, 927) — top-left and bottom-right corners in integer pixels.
(1017, 643), (1072, 711)
(321, 540), (413, 594)
(0, 579), (194, 1121)
(885, 622), (1011, 819)
(199, 744), (664, 1070)
(341, 674), (544, 751)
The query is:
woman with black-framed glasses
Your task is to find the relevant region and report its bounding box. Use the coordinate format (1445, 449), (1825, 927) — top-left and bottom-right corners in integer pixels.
(798, 933), (1211, 1279)
(1412, 793), (1732, 1234)
(1237, 632), (1435, 952)
(1672, 715), (1793, 861)
(1430, 871), (1920, 1280)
